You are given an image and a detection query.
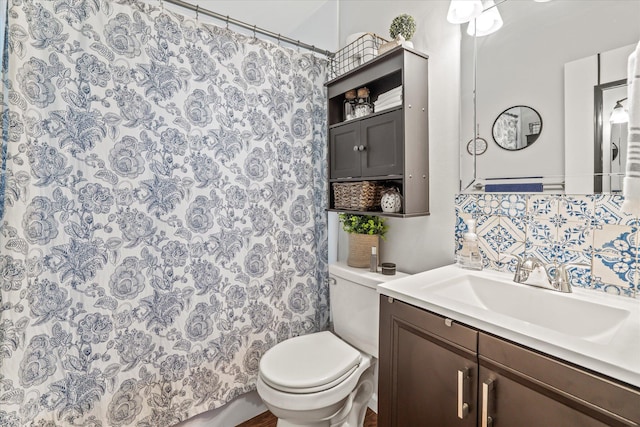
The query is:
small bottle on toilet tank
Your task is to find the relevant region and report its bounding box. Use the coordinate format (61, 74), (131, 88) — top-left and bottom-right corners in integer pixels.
(370, 246), (378, 272)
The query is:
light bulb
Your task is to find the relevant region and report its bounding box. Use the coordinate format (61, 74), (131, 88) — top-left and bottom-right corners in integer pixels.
(466, 0), (503, 37)
(447, 0), (483, 24)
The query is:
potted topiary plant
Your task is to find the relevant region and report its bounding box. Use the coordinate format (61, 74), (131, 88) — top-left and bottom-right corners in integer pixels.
(389, 13), (416, 48)
(339, 213), (388, 268)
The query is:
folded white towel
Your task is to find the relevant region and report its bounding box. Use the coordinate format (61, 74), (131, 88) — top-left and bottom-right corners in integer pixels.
(622, 40), (640, 215)
(373, 99), (402, 109)
(375, 96), (402, 107)
(374, 99), (402, 113)
(376, 86), (402, 102)
(375, 93), (402, 105)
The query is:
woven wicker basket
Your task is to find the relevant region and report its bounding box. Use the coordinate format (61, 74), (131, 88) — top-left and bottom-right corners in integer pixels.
(333, 181), (382, 211)
(347, 233), (379, 268)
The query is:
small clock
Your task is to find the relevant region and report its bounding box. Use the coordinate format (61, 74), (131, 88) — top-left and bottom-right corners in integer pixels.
(467, 137), (488, 155)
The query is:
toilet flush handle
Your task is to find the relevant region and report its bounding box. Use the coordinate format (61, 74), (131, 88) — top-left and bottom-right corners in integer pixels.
(328, 277), (337, 286)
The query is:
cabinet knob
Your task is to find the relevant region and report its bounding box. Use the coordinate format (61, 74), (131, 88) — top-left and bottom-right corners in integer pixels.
(358, 145), (366, 151)
(353, 145), (359, 152)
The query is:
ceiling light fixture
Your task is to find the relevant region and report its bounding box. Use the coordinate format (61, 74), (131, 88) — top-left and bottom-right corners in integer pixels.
(467, 0), (503, 37)
(447, 0), (483, 24)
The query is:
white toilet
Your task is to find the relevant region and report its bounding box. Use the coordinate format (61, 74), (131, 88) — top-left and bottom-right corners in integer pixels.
(256, 262), (404, 427)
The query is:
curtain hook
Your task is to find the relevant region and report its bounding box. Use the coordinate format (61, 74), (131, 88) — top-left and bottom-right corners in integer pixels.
(253, 24), (257, 39)
(297, 40), (301, 53)
(277, 33), (281, 46)
(225, 15), (230, 29)
(195, 4), (199, 21)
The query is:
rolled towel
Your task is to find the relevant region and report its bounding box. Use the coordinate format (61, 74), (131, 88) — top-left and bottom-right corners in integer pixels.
(485, 183), (544, 193)
(622, 40), (640, 215)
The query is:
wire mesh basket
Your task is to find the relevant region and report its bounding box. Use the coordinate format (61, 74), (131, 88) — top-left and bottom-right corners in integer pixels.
(329, 33), (388, 80)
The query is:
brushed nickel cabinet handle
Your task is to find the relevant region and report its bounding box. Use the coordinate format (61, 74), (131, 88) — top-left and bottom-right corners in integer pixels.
(457, 368), (470, 419)
(482, 379), (494, 427)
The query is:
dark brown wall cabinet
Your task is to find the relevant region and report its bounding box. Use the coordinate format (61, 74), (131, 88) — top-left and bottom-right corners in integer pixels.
(379, 296), (640, 427)
(325, 46), (429, 217)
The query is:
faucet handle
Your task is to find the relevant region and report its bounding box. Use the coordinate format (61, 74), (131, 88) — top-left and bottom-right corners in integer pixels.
(499, 253), (523, 264)
(549, 262), (590, 293)
(499, 253), (529, 283)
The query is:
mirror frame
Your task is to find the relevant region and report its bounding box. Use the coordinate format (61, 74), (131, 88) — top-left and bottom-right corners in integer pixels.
(491, 105), (543, 151)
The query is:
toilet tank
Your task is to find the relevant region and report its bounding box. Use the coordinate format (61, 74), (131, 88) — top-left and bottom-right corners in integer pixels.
(328, 262), (407, 359)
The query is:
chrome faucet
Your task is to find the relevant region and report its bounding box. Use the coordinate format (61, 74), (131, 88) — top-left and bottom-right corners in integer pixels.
(501, 254), (588, 293)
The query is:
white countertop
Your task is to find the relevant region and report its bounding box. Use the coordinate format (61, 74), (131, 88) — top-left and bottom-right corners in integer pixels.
(377, 264), (640, 388)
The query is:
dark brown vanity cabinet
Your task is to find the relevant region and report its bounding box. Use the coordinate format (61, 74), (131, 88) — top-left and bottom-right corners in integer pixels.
(378, 296), (640, 427)
(378, 296), (478, 427)
(326, 46), (429, 217)
(477, 333), (640, 427)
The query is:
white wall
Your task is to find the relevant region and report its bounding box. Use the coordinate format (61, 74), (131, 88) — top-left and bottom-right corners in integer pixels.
(336, 1), (461, 274)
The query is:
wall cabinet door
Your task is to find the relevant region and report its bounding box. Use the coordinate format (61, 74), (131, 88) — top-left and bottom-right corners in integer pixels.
(361, 109), (403, 177)
(329, 110), (403, 179)
(329, 121), (361, 179)
(379, 297), (478, 427)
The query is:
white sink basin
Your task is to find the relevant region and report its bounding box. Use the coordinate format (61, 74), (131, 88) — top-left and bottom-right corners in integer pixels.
(378, 265), (640, 387)
(427, 274), (631, 343)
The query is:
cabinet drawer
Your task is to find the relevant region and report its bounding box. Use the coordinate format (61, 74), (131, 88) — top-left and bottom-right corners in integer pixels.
(380, 296), (477, 353)
(479, 332), (640, 424)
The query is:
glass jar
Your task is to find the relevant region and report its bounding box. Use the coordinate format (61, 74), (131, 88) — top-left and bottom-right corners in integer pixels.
(355, 98), (372, 118)
(344, 99), (356, 121)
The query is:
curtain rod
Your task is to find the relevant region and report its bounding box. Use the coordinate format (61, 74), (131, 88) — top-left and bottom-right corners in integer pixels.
(161, 0), (334, 58)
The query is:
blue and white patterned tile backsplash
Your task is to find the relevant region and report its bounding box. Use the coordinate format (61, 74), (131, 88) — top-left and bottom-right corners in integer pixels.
(455, 194), (639, 298)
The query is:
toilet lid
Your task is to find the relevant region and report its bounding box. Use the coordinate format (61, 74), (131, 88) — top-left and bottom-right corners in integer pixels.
(259, 331), (362, 394)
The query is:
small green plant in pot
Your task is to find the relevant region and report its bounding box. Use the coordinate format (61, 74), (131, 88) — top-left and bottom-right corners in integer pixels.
(339, 213), (387, 268)
(389, 13), (416, 47)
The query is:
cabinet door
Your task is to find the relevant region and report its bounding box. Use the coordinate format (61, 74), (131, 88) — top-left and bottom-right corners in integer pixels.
(329, 121), (361, 179)
(478, 366), (612, 427)
(361, 109), (403, 177)
(379, 297), (477, 427)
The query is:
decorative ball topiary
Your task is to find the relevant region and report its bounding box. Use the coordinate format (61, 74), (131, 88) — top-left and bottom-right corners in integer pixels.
(389, 14), (416, 41)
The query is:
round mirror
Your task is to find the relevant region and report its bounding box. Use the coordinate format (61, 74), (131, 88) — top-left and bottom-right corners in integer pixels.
(492, 105), (542, 151)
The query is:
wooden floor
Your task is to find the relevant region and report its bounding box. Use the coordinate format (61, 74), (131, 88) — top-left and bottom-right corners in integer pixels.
(237, 408), (377, 427)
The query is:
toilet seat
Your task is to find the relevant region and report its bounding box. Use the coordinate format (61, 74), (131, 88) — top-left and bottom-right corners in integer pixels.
(259, 331), (362, 394)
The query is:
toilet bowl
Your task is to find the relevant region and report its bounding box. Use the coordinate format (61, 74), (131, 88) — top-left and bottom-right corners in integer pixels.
(257, 331), (374, 427)
(256, 263), (406, 427)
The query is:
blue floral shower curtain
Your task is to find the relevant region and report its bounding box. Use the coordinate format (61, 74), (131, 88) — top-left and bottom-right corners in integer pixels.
(0, 1), (328, 425)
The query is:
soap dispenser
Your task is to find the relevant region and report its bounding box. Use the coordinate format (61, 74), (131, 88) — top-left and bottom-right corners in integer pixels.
(457, 219), (483, 270)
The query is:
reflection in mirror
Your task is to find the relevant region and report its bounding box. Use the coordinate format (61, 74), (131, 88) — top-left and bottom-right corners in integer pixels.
(594, 80), (627, 193)
(460, 0), (640, 193)
(492, 106), (542, 151)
